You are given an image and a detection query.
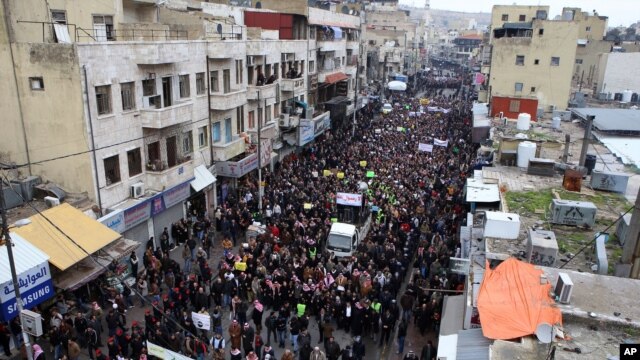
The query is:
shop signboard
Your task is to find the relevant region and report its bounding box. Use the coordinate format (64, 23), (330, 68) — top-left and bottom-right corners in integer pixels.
(298, 119), (314, 146)
(98, 209), (125, 234)
(313, 113), (331, 138)
(0, 262), (54, 321)
(124, 200), (151, 230)
(215, 153), (258, 178)
(162, 181), (191, 208)
(449, 257), (470, 275)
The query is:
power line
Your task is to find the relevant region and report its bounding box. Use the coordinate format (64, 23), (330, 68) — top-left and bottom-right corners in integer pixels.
(1, 172), (203, 340)
(558, 205), (635, 269)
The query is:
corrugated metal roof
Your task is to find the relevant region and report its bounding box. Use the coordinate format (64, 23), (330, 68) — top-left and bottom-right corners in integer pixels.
(456, 328), (491, 360)
(571, 108), (640, 132)
(0, 232), (50, 285)
(594, 133), (640, 166)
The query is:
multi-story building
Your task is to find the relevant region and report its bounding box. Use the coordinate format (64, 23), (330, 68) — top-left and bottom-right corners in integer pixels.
(566, 8), (610, 88)
(0, 0), (360, 257)
(485, 5), (578, 116)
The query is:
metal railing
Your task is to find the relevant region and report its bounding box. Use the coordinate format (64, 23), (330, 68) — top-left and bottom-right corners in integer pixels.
(76, 28), (189, 42)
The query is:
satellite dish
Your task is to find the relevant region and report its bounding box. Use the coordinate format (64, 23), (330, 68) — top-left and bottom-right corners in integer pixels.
(216, 24), (222, 34)
(341, 5), (349, 14)
(535, 323), (554, 344)
(255, 1), (262, 8)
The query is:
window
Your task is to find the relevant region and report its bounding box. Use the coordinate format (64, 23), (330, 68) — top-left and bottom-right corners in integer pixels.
(92, 15), (114, 41)
(212, 122), (221, 143)
(501, 14), (508, 21)
(225, 118), (232, 143)
(223, 69), (231, 93)
(142, 79), (156, 96)
(534, 59), (539, 65)
(515, 82), (523, 92)
(95, 85), (112, 115)
(586, 26), (591, 32)
(509, 100), (521, 112)
(530, 87), (536, 93)
(538, 28), (544, 35)
(51, 10), (67, 24)
(235, 60), (243, 84)
(309, 60), (315, 73)
(127, 148), (142, 177)
(515, 55), (525, 66)
(551, 57), (560, 66)
(29, 77), (44, 90)
(178, 75), (190, 98)
(519, 14), (526, 21)
(575, 59), (583, 64)
(121, 82), (135, 111)
(210, 71), (219, 92)
(182, 130), (193, 154)
(266, 105), (272, 122)
(198, 126), (208, 147)
(104, 155), (120, 185)
(248, 111), (255, 129)
(196, 73), (205, 95)
(236, 106), (244, 133)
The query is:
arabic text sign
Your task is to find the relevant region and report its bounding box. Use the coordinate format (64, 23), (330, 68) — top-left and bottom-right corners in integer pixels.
(1, 262), (54, 321)
(449, 257), (470, 275)
(418, 143), (433, 152)
(336, 192), (363, 207)
(191, 312), (211, 330)
(146, 341), (192, 360)
(98, 209), (125, 233)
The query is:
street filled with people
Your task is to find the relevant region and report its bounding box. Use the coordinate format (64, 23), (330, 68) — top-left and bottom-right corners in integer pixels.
(1, 67), (476, 360)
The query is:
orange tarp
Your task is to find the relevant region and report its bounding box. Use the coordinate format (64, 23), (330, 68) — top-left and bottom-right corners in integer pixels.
(477, 258), (562, 340)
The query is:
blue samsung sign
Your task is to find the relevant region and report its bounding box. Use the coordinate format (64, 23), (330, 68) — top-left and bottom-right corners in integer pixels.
(0, 278), (54, 322)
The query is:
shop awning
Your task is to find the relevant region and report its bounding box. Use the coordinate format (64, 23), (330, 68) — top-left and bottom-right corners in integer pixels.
(1, 233), (54, 321)
(13, 203), (122, 271)
(191, 165), (217, 192)
(54, 238), (140, 291)
(324, 72), (348, 84)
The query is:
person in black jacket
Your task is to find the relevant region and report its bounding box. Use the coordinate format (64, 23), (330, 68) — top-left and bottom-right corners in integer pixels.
(352, 336), (365, 360)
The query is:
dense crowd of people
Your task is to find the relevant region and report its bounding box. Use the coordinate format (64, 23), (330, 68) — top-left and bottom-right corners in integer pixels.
(1, 67), (476, 360)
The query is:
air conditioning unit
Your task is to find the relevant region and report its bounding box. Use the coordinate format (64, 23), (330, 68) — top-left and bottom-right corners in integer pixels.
(131, 182), (145, 199)
(44, 196), (60, 208)
(246, 55), (255, 66)
(554, 272), (573, 304)
(279, 114), (291, 127)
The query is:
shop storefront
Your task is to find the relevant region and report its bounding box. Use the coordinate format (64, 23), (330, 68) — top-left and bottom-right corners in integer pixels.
(189, 165), (217, 217)
(0, 233), (54, 321)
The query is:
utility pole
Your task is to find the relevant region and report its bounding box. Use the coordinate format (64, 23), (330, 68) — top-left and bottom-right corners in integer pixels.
(352, 59), (359, 137)
(257, 91), (263, 214)
(0, 182), (34, 360)
(620, 187), (640, 278)
(579, 115), (594, 166)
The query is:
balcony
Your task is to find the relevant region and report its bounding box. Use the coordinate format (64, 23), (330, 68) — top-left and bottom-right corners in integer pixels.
(140, 101), (193, 128)
(212, 136), (245, 162)
(247, 82), (278, 100)
(145, 159), (193, 191)
(247, 120), (278, 141)
(210, 90), (247, 111)
(281, 78), (305, 93)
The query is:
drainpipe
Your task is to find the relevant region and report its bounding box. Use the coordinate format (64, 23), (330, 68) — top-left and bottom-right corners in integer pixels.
(82, 65), (103, 211)
(206, 55), (214, 166)
(3, 0), (32, 175)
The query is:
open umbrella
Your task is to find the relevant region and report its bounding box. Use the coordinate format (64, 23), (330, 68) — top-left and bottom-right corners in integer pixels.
(387, 80), (407, 91)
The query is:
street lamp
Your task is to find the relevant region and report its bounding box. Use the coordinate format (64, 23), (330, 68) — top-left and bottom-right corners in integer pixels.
(0, 182), (34, 360)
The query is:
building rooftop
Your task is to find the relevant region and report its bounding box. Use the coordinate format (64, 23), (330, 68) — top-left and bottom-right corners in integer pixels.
(571, 108), (640, 134)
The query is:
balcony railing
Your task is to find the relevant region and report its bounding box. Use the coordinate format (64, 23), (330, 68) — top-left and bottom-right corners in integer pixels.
(76, 28), (189, 42)
(210, 89), (247, 110)
(212, 136), (246, 162)
(281, 78), (305, 92)
(247, 82), (278, 100)
(140, 101), (193, 128)
(145, 159), (194, 191)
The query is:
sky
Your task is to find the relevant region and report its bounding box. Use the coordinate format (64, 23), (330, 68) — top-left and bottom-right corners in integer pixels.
(399, 0), (639, 27)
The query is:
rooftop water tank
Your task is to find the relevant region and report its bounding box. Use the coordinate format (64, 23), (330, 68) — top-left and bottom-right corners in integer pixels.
(552, 117), (561, 130)
(622, 89), (633, 103)
(516, 113), (531, 131)
(517, 141), (537, 168)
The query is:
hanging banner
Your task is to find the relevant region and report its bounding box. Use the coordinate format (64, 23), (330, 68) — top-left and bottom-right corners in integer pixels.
(449, 257), (471, 275)
(434, 139), (449, 147)
(336, 192), (363, 206)
(146, 341), (192, 360)
(259, 139), (272, 168)
(418, 143), (433, 152)
(191, 312), (211, 330)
